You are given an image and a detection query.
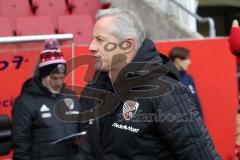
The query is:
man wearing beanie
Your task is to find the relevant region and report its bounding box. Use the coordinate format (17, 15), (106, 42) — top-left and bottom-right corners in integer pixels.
(12, 39), (80, 160)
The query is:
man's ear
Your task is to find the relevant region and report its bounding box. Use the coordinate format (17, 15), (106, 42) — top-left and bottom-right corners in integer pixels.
(174, 58), (182, 64)
(119, 38), (135, 54)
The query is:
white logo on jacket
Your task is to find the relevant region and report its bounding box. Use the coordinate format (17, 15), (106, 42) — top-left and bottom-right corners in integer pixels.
(41, 113), (52, 118)
(188, 85), (196, 94)
(40, 104), (50, 112)
(112, 122), (139, 133)
(40, 104), (52, 118)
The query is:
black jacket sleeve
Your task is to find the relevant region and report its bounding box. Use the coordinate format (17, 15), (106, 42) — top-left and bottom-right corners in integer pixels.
(12, 97), (33, 160)
(156, 83), (221, 160)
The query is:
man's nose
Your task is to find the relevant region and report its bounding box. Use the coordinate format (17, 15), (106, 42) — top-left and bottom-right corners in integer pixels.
(89, 39), (97, 53)
(56, 79), (63, 86)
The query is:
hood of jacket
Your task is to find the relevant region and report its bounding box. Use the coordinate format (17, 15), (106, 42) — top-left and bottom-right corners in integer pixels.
(131, 39), (180, 80)
(20, 76), (60, 96)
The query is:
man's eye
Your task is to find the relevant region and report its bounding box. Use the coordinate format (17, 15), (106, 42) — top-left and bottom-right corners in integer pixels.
(50, 76), (57, 80)
(96, 38), (104, 42)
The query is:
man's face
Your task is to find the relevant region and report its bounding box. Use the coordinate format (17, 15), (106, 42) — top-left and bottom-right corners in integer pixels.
(43, 73), (65, 94)
(89, 16), (123, 72)
(176, 57), (191, 71)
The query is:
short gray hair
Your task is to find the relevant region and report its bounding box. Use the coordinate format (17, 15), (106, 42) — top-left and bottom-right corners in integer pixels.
(96, 8), (146, 50)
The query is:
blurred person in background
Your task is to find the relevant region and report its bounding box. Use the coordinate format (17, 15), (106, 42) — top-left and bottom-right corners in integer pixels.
(168, 47), (203, 117)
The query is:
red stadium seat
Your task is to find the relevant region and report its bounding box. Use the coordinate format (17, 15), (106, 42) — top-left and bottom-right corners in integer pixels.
(16, 16), (55, 36)
(32, 0), (69, 29)
(0, 0), (33, 31)
(58, 15), (93, 44)
(101, 2), (112, 9)
(0, 17), (13, 36)
(67, 0), (101, 21)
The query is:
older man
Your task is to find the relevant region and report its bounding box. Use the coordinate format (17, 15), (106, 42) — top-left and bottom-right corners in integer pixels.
(76, 8), (221, 160)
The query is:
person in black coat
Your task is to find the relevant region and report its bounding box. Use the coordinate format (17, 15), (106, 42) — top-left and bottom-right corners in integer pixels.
(75, 8), (220, 160)
(168, 47), (203, 117)
(12, 39), (80, 160)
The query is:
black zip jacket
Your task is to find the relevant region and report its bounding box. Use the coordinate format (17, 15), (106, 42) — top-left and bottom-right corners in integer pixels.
(12, 76), (80, 160)
(75, 39), (221, 160)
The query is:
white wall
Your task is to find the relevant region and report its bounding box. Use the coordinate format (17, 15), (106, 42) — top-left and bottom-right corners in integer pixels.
(102, 0), (202, 40)
(166, 0), (198, 32)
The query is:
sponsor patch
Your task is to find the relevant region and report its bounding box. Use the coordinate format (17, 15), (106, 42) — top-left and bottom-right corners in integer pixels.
(123, 100), (139, 121)
(64, 98), (74, 110)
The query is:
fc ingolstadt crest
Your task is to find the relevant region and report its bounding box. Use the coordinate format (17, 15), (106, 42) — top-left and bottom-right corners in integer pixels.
(122, 100), (139, 121)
